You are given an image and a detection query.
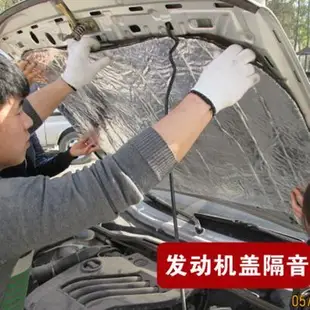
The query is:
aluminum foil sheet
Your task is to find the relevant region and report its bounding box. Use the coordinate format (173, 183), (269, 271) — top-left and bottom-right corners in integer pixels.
(27, 37), (310, 216)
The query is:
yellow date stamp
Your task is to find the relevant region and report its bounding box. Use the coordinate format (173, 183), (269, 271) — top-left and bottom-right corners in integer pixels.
(291, 294), (310, 308)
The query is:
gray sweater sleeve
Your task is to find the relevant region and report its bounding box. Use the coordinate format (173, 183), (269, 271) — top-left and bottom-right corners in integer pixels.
(0, 127), (176, 261)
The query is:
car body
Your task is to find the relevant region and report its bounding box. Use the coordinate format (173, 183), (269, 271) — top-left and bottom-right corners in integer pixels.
(34, 107), (93, 165)
(0, 0), (310, 309)
(35, 108), (72, 151)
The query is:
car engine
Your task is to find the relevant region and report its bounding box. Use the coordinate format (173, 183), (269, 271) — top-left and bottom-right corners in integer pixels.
(27, 253), (194, 310)
(25, 228), (203, 310)
(24, 227), (292, 310)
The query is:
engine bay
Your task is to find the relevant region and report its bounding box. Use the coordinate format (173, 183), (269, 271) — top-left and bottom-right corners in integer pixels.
(25, 228), (203, 310)
(24, 225), (293, 310)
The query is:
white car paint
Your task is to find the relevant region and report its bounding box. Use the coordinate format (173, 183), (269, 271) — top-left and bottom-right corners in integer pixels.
(36, 108), (72, 151)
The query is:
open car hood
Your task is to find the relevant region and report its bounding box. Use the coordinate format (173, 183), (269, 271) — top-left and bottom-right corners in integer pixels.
(1, 0), (310, 226)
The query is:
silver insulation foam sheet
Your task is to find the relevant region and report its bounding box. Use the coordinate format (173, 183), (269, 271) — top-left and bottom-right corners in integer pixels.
(30, 37), (310, 215)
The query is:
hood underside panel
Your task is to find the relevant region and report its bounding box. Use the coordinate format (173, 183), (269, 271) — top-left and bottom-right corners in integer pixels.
(29, 37), (310, 215)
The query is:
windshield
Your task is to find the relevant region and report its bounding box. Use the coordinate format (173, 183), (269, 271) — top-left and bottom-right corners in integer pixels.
(21, 37), (310, 225)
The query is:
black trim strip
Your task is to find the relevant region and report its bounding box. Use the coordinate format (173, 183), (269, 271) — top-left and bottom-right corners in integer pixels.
(222, 0), (259, 13)
(22, 98), (43, 134)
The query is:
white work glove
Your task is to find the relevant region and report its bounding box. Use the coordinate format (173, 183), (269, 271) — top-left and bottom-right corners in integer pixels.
(191, 44), (260, 115)
(61, 37), (110, 90)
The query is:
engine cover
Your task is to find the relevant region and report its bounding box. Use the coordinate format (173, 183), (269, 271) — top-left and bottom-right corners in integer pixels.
(25, 252), (191, 310)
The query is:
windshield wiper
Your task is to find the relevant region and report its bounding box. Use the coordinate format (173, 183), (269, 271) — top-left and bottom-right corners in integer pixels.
(145, 193), (204, 234)
(145, 193), (304, 242)
(194, 213), (304, 242)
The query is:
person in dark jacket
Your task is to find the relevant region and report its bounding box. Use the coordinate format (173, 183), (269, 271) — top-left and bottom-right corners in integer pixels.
(0, 131), (99, 178)
(0, 74), (100, 179)
(28, 132), (77, 177)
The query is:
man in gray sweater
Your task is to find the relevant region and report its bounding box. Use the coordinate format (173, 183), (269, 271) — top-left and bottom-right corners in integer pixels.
(0, 37), (259, 309)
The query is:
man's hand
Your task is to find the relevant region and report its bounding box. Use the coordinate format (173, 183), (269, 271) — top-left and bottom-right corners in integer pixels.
(290, 187), (304, 226)
(191, 44), (260, 114)
(26, 38), (110, 124)
(69, 133), (101, 157)
(61, 37), (111, 90)
(16, 59), (46, 86)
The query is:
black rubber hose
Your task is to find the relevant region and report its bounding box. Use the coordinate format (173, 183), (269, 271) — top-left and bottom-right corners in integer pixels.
(30, 246), (104, 285)
(164, 22), (187, 310)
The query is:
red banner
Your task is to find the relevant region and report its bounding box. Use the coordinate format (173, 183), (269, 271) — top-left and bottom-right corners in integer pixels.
(157, 242), (310, 289)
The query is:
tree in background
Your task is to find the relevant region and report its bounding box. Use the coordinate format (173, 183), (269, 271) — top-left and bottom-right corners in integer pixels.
(263, 0), (310, 52)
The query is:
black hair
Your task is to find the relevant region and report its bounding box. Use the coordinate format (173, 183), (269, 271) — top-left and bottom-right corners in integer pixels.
(0, 55), (29, 105)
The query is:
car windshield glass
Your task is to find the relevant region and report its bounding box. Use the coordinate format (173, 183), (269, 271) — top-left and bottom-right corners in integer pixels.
(23, 36), (310, 225)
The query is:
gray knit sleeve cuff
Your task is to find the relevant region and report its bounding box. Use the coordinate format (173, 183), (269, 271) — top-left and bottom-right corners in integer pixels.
(112, 127), (177, 193)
